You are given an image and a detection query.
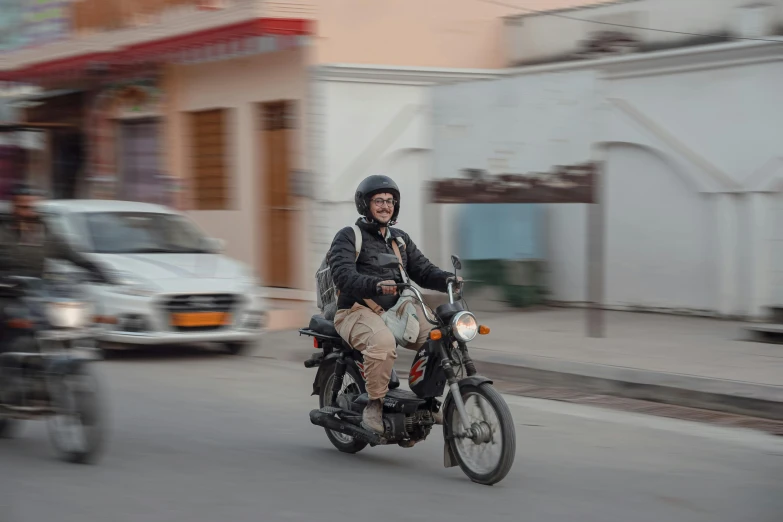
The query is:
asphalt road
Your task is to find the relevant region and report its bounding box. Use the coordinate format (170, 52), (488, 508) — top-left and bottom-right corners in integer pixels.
(1, 347), (781, 522)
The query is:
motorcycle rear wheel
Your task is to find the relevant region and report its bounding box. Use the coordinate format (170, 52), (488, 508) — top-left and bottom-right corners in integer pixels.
(46, 363), (107, 464)
(318, 365), (368, 454)
(445, 383), (516, 486)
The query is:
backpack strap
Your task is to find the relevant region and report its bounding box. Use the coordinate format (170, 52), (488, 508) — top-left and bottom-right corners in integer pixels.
(390, 239), (408, 284)
(334, 225), (363, 300)
(363, 232), (408, 316)
(351, 224), (362, 262)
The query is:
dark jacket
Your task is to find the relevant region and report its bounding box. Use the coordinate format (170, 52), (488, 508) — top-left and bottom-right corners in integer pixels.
(0, 217), (109, 283)
(329, 219), (454, 311)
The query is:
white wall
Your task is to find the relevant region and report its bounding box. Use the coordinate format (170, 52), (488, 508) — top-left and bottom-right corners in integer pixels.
(432, 70), (601, 302)
(601, 57), (783, 317)
(772, 193), (783, 306)
(312, 74), (443, 274)
(431, 42), (783, 318)
(603, 143), (714, 312)
(505, 0), (783, 65)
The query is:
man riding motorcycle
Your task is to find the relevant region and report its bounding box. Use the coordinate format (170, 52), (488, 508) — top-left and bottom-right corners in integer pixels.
(0, 183), (110, 352)
(328, 175), (460, 434)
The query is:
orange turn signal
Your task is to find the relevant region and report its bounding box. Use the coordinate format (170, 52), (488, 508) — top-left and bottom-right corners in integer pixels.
(478, 325), (490, 335)
(429, 329), (443, 341)
(94, 315), (118, 325)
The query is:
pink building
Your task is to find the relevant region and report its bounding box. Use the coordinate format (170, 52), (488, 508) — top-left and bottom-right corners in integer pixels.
(0, 0), (604, 326)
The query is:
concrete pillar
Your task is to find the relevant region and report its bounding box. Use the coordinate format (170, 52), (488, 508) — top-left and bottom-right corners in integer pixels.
(748, 192), (771, 320)
(716, 193), (739, 317)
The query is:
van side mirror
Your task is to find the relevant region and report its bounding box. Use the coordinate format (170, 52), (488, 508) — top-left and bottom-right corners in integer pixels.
(203, 237), (225, 253)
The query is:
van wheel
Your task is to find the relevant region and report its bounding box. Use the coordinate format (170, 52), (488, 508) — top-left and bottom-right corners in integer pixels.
(224, 342), (249, 356)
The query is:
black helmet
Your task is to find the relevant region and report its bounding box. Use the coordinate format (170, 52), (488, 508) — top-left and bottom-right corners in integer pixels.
(355, 175), (401, 225)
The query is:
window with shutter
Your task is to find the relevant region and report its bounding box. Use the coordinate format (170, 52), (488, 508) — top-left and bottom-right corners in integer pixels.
(189, 108), (229, 210)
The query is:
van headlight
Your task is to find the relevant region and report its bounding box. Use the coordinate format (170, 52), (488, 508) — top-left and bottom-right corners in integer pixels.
(46, 301), (92, 329)
(240, 275), (262, 295)
(451, 311), (478, 342)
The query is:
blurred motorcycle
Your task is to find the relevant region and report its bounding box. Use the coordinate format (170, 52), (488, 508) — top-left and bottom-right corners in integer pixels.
(0, 274), (107, 464)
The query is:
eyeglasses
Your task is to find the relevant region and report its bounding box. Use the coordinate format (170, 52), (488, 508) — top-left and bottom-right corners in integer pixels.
(371, 198), (397, 208)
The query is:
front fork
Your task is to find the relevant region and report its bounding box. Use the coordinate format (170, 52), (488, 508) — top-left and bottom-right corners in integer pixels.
(441, 342), (476, 436)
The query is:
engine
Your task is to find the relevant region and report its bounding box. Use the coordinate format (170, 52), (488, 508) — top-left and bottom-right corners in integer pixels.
(405, 410), (435, 441)
(381, 410), (435, 443)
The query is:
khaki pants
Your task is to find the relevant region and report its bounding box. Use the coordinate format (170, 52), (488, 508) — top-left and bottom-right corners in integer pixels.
(334, 301), (434, 400)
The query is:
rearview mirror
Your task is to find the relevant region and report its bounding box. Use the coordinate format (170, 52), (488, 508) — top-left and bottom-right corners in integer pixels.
(203, 237), (225, 253)
(451, 255), (462, 271)
(378, 253), (400, 269)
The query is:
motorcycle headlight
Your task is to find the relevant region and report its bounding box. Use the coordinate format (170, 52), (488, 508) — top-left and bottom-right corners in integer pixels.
(451, 311), (478, 342)
(46, 301), (92, 329)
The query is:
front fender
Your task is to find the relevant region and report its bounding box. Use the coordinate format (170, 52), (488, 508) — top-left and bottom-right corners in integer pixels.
(441, 375), (494, 469)
(441, 375), (494, 418)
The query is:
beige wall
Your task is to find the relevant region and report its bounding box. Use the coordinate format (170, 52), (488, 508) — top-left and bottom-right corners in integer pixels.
(165, 48), (311, 290)
(313, 0), (608, 68)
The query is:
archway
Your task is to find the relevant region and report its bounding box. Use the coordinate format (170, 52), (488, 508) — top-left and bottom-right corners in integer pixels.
(601, 142), (713, 312)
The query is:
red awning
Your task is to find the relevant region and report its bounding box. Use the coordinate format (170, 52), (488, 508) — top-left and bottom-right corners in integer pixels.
(115, 18), (312, 64)
(0, 18), (314, 83)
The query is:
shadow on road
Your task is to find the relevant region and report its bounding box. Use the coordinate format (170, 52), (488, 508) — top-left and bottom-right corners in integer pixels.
(100, 343), (228, 362)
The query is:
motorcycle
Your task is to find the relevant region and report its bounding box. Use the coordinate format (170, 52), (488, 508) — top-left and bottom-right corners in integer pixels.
(301, 254), (516, 485)
(0, 275), (107, 464)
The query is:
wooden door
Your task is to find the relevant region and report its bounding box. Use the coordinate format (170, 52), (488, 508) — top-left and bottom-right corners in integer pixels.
(261, 101), (295, 288)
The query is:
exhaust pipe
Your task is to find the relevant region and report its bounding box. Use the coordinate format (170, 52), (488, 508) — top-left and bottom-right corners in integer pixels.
(309, 409), (384, 445)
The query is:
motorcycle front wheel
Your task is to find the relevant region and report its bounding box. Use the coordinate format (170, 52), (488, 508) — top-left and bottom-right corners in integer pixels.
(46, 363), (107, 464)
(444, 383), (516, 486)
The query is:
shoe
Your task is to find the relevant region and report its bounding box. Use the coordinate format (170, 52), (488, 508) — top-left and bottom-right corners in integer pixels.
(362, 399), (385, 434)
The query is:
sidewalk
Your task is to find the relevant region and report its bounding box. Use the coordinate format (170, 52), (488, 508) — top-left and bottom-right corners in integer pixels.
(254, 308), (783, 420)
(469, 308), (782, 387)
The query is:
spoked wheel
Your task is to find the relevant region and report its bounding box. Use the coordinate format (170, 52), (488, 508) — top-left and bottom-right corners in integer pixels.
(47, 364), (107, 464)
(445, 383), (516, 485)
(318, 365), (367, 454)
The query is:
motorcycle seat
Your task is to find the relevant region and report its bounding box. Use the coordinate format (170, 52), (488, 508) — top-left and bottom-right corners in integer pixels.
(308, 314), (339, 338)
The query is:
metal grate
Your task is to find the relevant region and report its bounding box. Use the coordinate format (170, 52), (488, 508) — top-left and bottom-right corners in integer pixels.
(163, 294), (239, 332)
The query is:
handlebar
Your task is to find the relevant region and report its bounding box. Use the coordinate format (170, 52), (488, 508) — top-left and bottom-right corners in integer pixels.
(377, 279), (464, 326)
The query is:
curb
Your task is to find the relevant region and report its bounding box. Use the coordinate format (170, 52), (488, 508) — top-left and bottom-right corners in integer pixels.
(468, 353), (783, 422)
(252, 330), (783, 421)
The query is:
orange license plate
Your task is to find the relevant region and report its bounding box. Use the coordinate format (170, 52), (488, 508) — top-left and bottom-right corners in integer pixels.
(171, 312), (231, 328)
